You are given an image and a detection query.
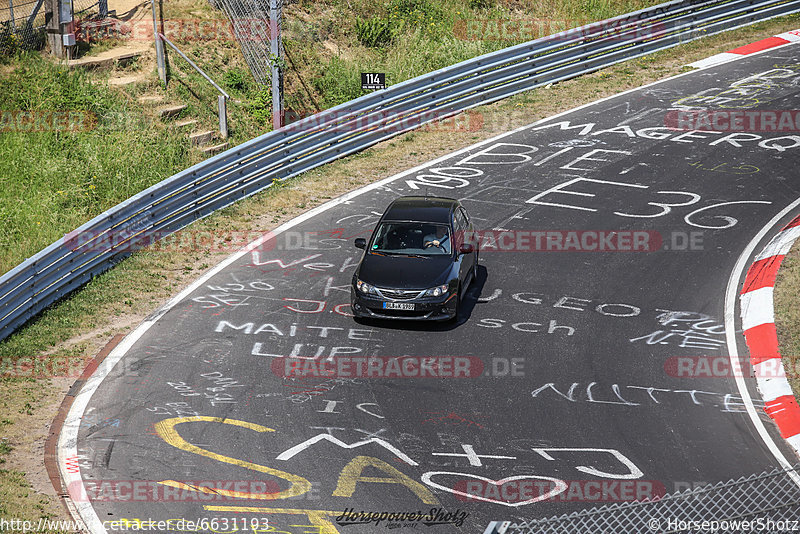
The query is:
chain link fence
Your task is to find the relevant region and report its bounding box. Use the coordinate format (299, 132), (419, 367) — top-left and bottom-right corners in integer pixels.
(0, 0), (105, 53)
(490, 465), (800, 534)
(208, 0), (282, 85)
(0, 0), (46, 51)
(73, 0), (107, 20)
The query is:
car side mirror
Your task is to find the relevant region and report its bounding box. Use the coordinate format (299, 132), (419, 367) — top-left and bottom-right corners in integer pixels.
(355, 238), (367, 249)
(459, 243), (474, 254)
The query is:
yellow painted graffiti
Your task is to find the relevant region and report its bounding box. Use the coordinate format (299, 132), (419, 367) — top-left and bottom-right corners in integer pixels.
(154, 416), (311, 500)
(332, 455), (438, 505)
(204, 506), (342, 534)
(155, 418), (433, 532)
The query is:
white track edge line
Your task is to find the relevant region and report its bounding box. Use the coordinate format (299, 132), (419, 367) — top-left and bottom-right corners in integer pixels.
(725, 196), (800, 487)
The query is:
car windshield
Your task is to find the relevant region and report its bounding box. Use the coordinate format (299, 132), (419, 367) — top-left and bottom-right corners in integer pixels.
(370, 222), (452, 256)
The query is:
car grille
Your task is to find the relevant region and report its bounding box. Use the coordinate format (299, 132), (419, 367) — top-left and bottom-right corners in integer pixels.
(376, 288), (424, 300)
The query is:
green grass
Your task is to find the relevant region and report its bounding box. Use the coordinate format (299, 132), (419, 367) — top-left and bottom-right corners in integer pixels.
(0, 0), (671, 276)
(302, 0), (668, 108)
(0, 439), (11, 460)
(0, 376), (71, 530)
(0, 54), (190, 275)
(0, 469), (53, 518)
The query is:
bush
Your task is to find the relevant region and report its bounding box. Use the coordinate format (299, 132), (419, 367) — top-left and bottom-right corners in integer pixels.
(0, 23), (21, 57)
(388, 0), (442, 34)
(0, 53), (190, 275)
(355, 17), (393, 48)
(312, 56), (366, 109)
(223, 68), (249, 91)
(248, 88), (272, 125)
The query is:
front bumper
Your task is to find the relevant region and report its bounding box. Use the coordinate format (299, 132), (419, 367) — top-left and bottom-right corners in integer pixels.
(351, 289), (457, 321)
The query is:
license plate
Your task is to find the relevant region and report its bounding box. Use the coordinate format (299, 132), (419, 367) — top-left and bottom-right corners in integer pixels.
(383, 302), (415, 310)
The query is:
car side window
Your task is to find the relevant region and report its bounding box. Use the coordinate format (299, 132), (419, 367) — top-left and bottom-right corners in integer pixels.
(458, 208), (475, 246)
(453, 210), (467, 247)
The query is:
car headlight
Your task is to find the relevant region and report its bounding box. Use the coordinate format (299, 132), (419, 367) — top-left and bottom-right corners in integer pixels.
(356, 279), (377, 295)
(423, 284), (449, 297)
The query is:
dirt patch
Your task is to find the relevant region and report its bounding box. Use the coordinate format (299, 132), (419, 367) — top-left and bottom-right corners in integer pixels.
(9, 378), (73, 501)
(1, 377), (74, 522)
(108, 0), (151, 21)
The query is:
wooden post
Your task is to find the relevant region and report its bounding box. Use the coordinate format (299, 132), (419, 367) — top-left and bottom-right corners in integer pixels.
(45, 0), (63, 57)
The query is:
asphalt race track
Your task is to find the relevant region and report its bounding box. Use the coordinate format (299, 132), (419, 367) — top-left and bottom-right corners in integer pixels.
(65, 44), (800, 533)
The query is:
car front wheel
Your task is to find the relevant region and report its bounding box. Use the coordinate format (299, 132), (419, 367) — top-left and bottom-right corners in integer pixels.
(451, 283), (462, 322)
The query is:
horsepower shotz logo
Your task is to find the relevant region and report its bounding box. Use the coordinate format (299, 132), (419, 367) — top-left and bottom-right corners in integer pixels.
(335, 508), (468, 528)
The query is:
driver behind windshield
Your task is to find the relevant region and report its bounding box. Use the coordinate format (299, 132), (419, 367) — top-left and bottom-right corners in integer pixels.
(423, 225), (450, 253)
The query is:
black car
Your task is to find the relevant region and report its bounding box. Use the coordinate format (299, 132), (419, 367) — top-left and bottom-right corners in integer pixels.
(351, 196), (478, 321)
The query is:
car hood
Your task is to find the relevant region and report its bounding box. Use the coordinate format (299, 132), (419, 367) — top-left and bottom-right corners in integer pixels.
(356, 253), (454, 289)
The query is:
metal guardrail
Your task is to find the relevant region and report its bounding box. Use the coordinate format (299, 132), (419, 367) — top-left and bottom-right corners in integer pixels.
(1, 0), (799, 342)
(485, 464), (800, 534)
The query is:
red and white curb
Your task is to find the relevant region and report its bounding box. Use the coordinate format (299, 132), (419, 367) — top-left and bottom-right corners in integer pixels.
(690, 29), (800, 69)
(740, 214), (800, 453)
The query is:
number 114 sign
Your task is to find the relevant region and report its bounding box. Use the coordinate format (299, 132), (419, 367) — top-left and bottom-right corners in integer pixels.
(361, 72), (386, 90)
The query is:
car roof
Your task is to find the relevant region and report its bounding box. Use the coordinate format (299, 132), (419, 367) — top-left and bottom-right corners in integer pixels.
(381, 196), (459, 224)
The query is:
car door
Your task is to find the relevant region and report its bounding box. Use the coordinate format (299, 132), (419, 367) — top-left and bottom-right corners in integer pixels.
(453, 208), (473, 286)
(461, 207), (478, 280)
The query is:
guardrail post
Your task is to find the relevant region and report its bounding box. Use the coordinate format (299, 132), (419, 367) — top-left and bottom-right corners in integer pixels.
(218, 95), (228, 139)
(151, 0), (166, 86)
